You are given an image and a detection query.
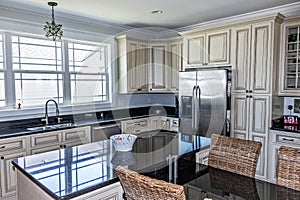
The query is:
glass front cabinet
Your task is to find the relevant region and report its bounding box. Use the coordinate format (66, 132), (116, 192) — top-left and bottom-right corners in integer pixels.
(279, 19), (300, 95)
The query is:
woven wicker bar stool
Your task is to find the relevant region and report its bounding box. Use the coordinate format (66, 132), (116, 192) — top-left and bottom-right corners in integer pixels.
(278, 146), (300, 191)
(115, 166), (186, 200)
(208, 134), (262, 178)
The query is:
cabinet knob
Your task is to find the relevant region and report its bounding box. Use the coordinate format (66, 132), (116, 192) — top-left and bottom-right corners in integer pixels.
(1, 156), (4, 160)
(246, 90), (249, 93)
(249, 90), (253, 93)
(150, 88), (153, 91)
(249, 95), (253, 98)
(0, 146), (5, 149)
(246, 95), (249, 98)
(60, 145), (63, 148)
(64, 145), (67, 148)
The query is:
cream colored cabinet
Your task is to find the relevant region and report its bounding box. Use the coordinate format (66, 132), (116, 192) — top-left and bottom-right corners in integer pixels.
(231, 23), (272, 94)
(0, 136), (27, 198)
(150, 116), (162, 130)
(149, 43), (168, 91)
(121, 118), (151, 134)
(117, 35), (149, 93)
(30, 126), (91, 155)
(231, 94), (269, 179)
(168, 41), (181, 92)
(279, 17), (300, 96)
(268, 130), (300, 183)
(184, 29), (230, 68)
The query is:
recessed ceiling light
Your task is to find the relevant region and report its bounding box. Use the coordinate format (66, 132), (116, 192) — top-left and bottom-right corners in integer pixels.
(151, 10), (163, 14)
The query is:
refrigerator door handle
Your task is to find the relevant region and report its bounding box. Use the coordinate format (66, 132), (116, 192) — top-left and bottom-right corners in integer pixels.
(195, 86), (201, 130)
(192, 86), (196, 129)
(194, 86), (201, 130)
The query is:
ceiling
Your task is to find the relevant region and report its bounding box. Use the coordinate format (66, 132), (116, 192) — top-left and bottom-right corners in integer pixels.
(3, 0), (300, 28)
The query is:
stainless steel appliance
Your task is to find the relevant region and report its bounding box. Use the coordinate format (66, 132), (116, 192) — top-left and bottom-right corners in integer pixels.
(92, 123), (121, 142)
(179, 68), (231, 137)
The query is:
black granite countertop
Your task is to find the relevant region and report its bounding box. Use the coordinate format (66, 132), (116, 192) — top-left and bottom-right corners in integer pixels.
(12, 131), (210, 199)
(0, 106), (178, 139)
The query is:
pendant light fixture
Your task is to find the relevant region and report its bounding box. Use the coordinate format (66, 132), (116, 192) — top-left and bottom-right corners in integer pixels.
(44, 2), (63, 41)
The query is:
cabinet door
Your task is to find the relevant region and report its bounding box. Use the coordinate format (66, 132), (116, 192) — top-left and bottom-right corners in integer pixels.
(150, 44), (167, 91)
(248, 95), (269, 135)
(231, 94), (249, 135)
(127, 40), (139, 92)
(186, 34), (206, 66)
(150, 116), (162, 130)
(231, 26), (251, 92)
(168, 42), (180, 91)
(250, 133), (267, 179)
(250, 23), (272, 94)
(0, 152), (26, 197)
(206, 30), (230, 65)
(137, 42), (149, 91)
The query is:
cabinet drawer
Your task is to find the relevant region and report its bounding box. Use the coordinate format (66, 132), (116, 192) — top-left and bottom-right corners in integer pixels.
(30, 131), (61, 148)
(62, 127), (90, 143)
(0, 137), (26, 152)
(276, 135), (300, 145)
(31, 145), (61, 155)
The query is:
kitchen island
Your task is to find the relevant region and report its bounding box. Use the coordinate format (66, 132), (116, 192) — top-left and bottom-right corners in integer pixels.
(12, 131), (209, 199)
(12, 131), (300, 200)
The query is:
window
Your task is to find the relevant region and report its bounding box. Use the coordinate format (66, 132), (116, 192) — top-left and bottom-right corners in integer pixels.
(0, 33), (111, 109)
(68, 42), (108, 103)
(0, 34), (5, 107)
(12, 36), (63, 106)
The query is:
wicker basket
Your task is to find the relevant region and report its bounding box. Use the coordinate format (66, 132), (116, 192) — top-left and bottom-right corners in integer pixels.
(115, 166), (186, 200)
(208, 134), (262, 178)
(278, 146), (300, 191)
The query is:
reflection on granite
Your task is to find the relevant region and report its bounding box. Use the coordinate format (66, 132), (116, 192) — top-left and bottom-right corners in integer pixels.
(0, 106), (177, 138)
(12, 132), (209, 199)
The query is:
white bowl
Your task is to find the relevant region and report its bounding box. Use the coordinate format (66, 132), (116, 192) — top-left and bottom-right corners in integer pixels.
(110, 134), (137, 151)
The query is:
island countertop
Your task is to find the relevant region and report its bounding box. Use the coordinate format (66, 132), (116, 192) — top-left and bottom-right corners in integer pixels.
(12, 131), (210, 199)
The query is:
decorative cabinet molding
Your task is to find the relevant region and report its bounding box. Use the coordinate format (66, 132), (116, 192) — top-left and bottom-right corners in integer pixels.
(183, 29), (230, 69)
(117, 35), (182, 93)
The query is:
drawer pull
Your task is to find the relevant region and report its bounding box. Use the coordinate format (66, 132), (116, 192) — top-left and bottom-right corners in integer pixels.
(0, 146), (5, 149)
(1, 156), (4, 160)
(282, 138), (294, 142)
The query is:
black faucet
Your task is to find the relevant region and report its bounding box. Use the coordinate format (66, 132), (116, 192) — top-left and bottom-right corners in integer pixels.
(41, 99), (61, 125)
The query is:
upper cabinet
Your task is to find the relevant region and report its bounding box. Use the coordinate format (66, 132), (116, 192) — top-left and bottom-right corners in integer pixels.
(279, 16), (300, 96)
(117, 35), (182, 93)
(231, 22), (273, 94)
(117, 36), (149, 93)
(183, 29), (230, 68)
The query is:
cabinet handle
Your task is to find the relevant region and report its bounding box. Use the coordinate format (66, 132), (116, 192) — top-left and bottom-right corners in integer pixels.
(246, 90), (249, 93)
(60, 145), (63, 148)
(249, 95), (253, 98)
(0, 146), (5, 149)
(64, 145), (67, 148)
(246, 95), (249, 98)
(137, 89), (142, 91)
(282, 138), (294, 142)
(1, 156), (4, 160)
(249, 90), (253, 93)
(150, 88), (153, 91)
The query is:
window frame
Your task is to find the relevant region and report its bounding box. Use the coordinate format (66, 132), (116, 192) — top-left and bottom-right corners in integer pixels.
(0, 32), (112, 115)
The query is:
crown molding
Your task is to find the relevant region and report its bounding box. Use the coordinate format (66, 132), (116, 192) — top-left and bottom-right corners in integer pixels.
(176, 2), (300, 33)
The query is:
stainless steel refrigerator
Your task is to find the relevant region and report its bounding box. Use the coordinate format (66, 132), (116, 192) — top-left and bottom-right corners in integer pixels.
(178, 69), (231, 137)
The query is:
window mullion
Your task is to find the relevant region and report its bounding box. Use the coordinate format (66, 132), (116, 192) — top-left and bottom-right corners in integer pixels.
(62, 40), (71, 104)
(3, 32), (16, 108)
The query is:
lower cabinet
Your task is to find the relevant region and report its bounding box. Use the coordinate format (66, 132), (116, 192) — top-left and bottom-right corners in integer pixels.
(0, 136), (27, 199)
(267, 130), (300, 184)
(0, 126), (91, 199)
(0, 151), (26, 198)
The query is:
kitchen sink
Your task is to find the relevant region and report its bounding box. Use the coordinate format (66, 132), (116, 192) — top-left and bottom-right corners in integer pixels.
(26, 123), (74, 131)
